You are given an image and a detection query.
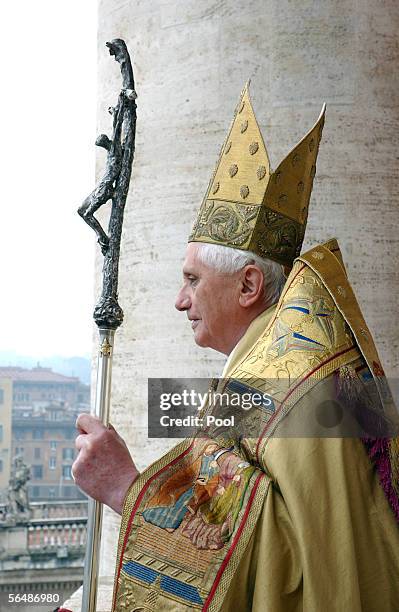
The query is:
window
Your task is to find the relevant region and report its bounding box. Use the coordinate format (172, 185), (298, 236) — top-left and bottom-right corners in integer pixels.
(0, 425), (3, 442)
(50, 441), (57, 451)
(49, 487), (56, 498)
(62, 448), (74, 461)
(32, 486), (40, 498)
(15, 447), (24, 456)
(34, 448), (41, 459)
(0, 389), (4, 404)
(62, 465), (72, 480)
(32, 465), (43, 479)
(0, 459), (3, 473)
(49, 457), (56, 470)
(15, 430), (25, 440)
(33, 429), (43, 440)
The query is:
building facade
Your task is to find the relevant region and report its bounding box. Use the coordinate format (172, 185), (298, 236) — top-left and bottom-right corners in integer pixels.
(0, 379), (12, 498)
(1, 366), (90, 410)
(0, 366), (90, 501)
(12, 405), (85, 501)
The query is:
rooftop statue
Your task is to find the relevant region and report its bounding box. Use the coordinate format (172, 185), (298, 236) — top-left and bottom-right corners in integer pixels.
(4, 456), (32, 525)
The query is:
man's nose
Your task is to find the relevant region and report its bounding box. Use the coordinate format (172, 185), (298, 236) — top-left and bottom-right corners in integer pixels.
(175, 287), (191, 311)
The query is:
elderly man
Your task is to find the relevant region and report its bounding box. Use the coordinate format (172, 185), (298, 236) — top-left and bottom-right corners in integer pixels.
(73, 85), (399, 611)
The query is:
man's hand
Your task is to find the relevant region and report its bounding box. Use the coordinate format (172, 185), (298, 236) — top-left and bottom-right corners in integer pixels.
(72, 413), (139, 515)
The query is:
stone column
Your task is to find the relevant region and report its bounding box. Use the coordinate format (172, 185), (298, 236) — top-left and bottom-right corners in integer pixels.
(93, 0), (399, 582)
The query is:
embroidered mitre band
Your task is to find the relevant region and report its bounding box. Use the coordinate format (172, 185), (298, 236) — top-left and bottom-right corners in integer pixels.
(189, 83), (326, 267)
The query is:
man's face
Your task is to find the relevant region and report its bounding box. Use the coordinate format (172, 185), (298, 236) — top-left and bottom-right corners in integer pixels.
(175, 243), (241, 354)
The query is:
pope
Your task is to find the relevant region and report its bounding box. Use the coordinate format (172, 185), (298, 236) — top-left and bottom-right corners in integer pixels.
(73, 84), (399, 611)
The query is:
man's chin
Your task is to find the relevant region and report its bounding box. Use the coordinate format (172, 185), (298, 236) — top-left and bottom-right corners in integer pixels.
(193, 335), (208, 348)
(193, 330), (220, 352)
(192, 328), (208, 348)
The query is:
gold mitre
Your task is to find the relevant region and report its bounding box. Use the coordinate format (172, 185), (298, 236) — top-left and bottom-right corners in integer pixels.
(189, 83), (326, 267)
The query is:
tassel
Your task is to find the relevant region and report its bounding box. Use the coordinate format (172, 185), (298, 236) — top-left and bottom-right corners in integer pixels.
(363, 437), (399, 524)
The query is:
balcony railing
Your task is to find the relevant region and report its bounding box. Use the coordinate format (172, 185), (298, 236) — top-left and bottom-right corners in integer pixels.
(28, 517), (87, 553)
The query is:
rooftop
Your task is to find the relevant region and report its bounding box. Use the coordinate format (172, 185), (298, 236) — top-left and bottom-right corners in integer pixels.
(0, 366), (80, 384)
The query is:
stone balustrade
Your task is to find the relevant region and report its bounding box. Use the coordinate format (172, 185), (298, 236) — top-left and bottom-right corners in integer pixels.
(27, 518), (87, 553)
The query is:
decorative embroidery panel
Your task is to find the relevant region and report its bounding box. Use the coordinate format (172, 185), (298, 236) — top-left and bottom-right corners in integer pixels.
(113, 438), (268, 612)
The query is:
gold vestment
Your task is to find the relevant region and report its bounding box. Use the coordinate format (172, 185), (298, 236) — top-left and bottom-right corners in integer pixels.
(112, 240), (399, 611)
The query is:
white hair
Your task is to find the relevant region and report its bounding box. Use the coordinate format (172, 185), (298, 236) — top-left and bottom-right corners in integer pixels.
(196, 243), (286, 306)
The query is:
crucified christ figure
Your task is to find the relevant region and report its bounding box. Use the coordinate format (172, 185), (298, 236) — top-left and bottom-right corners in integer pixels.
(78, 91), (126, 254)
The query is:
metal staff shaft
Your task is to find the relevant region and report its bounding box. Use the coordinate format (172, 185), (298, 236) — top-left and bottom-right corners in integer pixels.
(81, 329), (115, 612)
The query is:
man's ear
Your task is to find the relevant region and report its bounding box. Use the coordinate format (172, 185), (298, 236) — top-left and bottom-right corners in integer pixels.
(238, 265), (264, 308)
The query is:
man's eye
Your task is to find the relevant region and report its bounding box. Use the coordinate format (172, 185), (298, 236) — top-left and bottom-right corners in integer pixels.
(188, 276), (198, 286)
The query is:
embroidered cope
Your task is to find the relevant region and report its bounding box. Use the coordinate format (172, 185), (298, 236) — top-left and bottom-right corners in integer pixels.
(112, 241), (399, 612)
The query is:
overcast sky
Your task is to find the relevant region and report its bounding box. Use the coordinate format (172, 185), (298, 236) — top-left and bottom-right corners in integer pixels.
(0, 1), (98, 357)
